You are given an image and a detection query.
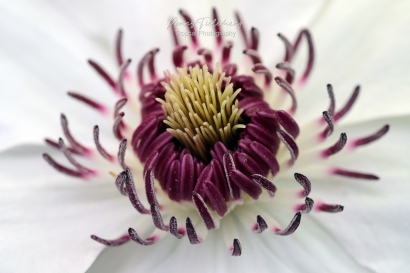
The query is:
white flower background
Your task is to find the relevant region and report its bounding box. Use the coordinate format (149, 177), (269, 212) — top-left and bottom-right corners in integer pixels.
(1, 0), (410, 272)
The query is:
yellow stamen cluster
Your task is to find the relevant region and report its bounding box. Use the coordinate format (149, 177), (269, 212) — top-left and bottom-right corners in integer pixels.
(157, 64), (245, 162)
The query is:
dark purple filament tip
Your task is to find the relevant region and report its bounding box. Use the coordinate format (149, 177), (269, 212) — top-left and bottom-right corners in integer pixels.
(321, 111), (334, 139)
(169, 216), (183, 239)
(93, 125), (113, 161)
(275, 211), (302, 236)
(275, 77), (297, 113)
(317, 203), (344, 213)
(91, 234), (130, 246)
(322, 133), (347, 158)
(332, 168), (379, 180)
(256, 215), (268, 233)
(150, 203), (169, 231)
(115, 29), (124, 67)
(251, 174), (277, 197)
(88, 59), (116, 91)
(243, 49), (262, 64)
(352, 125), (389, 148)
(192, 192), (216, 230)
(276, 62), (295, 84)
(334, 85), (360, 122)
(294, 173), (311, 197)
(67, 92), (106, 112)
(232, 239), (242, 256)
(186, 217), (201, 244)
(128, 228), (155, 246)
(123, 168), (150, 214)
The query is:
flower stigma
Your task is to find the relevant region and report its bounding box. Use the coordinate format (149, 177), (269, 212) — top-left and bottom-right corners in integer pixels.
(43, 8), (389, 256)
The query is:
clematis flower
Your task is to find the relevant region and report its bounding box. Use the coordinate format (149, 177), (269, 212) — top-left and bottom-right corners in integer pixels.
(1, 0), (410, 272)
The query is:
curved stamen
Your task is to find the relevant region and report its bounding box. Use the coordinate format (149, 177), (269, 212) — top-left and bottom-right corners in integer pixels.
(252, 63), (272, 86)
(235, 11), (249, 48)
(117, 58), (131, 97)
(113, 112), (125, 140)
(148, 48), (159, 82)
(93, 125), (114, 161)
(128, 228), (156, 245)
(204, 181), (228, 217)
(276, 62), (295, 84)
(186, 217), (201, 244)
(179, 9), (199, 48)
(114, 98), (127, 119)
(321, 111), (334, 139)
(67, 92), (106, 113)
(58, 138), (92, 174)
(275, 211), (301, 236)
(250, 141), (280, 176)
(255, 215), (268, 233)
(321, 133), (347, 158)
(118, 138), (128, 170)
(222, 41), (233, 64)
(332, 168), (379, 180)
(115, 29), (124, 67)
(243, 49), (262, 64)
(223, 151), (241, 200)
(44, 138), (81, 155)
(352, 125), (389, 148)
(275, 77), (297, 113)
(42, 153), (83, 177)
(88, 59), (116, 91)
(150, 203), (169, 231)
(327, 84), (336, 116)
(192, 192), (216, 230)
(294, 173), (311, 198)
(197, 48), (213, 67)
(231, 239), (242, 256)
(169, 216), (183, 239)
(296, 197), (314, 213)
(223, 63), (237, 77)
(277, 33), (294, 62)
(172, 45), (187, 68)
(115, 170), (127, 196)
(250, 27), (259, 50)
(169, 17), (179, 46)
(61, 114), (90, 155)
(124, 168), (150, 214)
(292, 29), (314, 83)
(277, 129), (299, 165)
(251, 174), (277, 197)
(91, 234), (130, 246)
(144, 167), (160, 206)
(317, 203), (344, 213)
(230, 169), (262, 200)
(333, 85), (360, 122)
(212, 8), (223, 46)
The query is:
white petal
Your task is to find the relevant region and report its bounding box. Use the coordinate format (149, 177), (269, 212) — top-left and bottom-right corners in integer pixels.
(0, 145), (135, 272)
(294, 0), (410, 124)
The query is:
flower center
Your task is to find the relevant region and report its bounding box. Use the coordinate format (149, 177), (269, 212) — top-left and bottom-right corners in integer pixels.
(157, 65), (245, 162)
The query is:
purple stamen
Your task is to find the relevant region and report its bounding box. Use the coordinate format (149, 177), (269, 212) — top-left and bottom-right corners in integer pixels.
(58, 138), (92, 174)
(231, 239), (242, 256)
(321, 133), (347, 158)
(42, 153), (83, 177)
(352, 125), (389, 148)
(172, 45), (187, 68)
(128, 228), (156, 245)
(117, 138), (128, 170)
(115, 170), (127, 195)
(117, 58), (131, 97)
(251, 174), (277, 197)
(222, 41), (233, 65)
(333, 85), (360, 122)
(197, 48), (213, 67)
(275, 110), (300, 138)
(91, 234), (130, 246)
(88, 59), (116, 91)
(294, 173), (311, 197)
(317, 203), (344, 213)
(235, 11), (249, 48)
(321, 111), (334, 139)
(150, 203), (169, 231)
(67, 92), (106, 113)
(169, 216), (183, 239)
(93, 125), (114, 161)
(124, 168), (150, 214)
(167, 160), (181, 201)
(277, 33), (294, 62)
(61, 114), (90, 155)
(44, 138), (81, 155)
(204, 181), (228, 217)
(275, 77), (297, 113)
(292, 29), (314, 83)
(180, 154), (195, 200)
(252, 63), (272, 86)
(300, 197), (314, 213)
(145, 167), (159, 206)
(223, 63), (237, 77)
(170, 18), (179, 46)
(212, 8), (222, 46)
(186, 217), (201, 244)
(148, 48), (159, 82)
(192, 192), (216, 230)
(250, 27), (259, 50)
(250, 141), (280, 176)
(255, 215), (268, 233)
(276, 62), (295, 84)
(332, 168), (379, 180)
(243, 49), (262, 64)
(113, 112), (125, 140)
(223, 151), (241, 200)
(275, 211), (301, 236)
(277, 129), (299, 165)
(115, 29), (124, 67)
(114, 98), (127, 119)
(327, 84), (336, 116)
(229, 170), (262, 200)
(179, 9), (199, 48)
